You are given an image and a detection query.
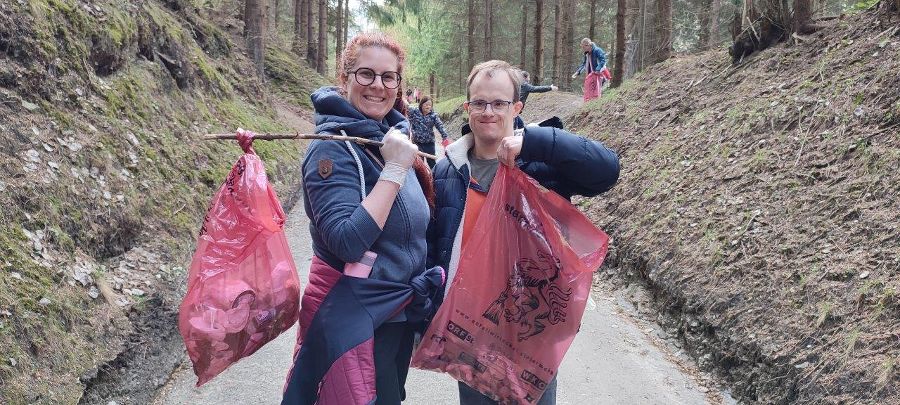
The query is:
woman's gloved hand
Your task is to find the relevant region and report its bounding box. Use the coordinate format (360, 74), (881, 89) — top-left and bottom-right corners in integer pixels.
(379, 128), (419, 187)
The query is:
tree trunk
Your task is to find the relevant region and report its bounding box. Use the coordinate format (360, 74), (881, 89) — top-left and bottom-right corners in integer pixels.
(612, 0), (625, 87)
(793, 0), (813, 34)
(316, 0), (326, 74)
(521, 7), (528, 68)
(343, 0), (349, 47)
(708, 0), (721, 48)
(534, 0), (545, 84)
(273, 0), (280, 30)
(459, 41), (464, 92)
(589, 0), (597, 39)
(638, 0), (647, 70)
(244, 0), (267, 79)
(335, 0), (343, 72)
(552, 1), (562, 86)
(656, 0), (672, 63)
(467, 0), (476, 73)
(306, 0), (316, 64)
(698, 0), (712, 49)
(730, 0), (741, 40)
(484, 0), (493, 60)
(293, 0), (306, 57)
(625, 0), (639, 77)
(429, 71), (436, 96)
(562, 0), (575, 90)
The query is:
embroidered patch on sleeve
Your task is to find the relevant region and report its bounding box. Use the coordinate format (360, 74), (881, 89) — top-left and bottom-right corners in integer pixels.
(318, 159), (333, 179)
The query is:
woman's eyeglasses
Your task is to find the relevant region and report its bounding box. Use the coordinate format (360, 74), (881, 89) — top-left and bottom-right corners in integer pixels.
(348, 68), (402, 89)
(465, 100), (513, 113)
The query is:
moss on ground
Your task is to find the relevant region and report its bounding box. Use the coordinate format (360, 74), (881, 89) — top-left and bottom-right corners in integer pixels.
(0, 1), (326, 403)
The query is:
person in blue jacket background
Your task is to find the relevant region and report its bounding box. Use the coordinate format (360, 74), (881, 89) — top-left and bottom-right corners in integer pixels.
(572, 37), (608, 79)
(427, 59), (620, 405)
(572, 38), (611, 101)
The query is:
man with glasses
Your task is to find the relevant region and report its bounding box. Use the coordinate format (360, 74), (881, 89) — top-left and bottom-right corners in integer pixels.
(426, 60), (620, 405)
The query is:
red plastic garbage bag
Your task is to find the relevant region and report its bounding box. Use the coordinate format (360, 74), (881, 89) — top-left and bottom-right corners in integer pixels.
(178, 132), (301, 386)
(412, 165), (608, 404)
(583, 67), (611, 102)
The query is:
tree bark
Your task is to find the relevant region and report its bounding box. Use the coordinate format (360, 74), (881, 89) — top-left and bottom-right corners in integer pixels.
(467, 0), (476, 73)
(708, 0), (721, 48)
(589, 0), (597, 39)
(534, 0), (545, 84)
(244, 0), (267, 79)
(562, 0), (575, 90)
(612, 0), (625, 87)
(273, 0), (280, 30)
(292, 0), (306, 57)
(306, 0), (316, 64)
(792, 0), (813, 34)
(656, 0), (672, 63)
(484, 0), (494, 60)
(521, 7), (528, 68)
(343, 0), (349, 47)
(552, 1), (562, 85)
(335, 0), (343, 72)
(624, 0), (638, 77)
(698, 0), (712, 49)
(429, 71), (436, 97)
(317, 0), (326, 74)
(730, 0), (741, 40)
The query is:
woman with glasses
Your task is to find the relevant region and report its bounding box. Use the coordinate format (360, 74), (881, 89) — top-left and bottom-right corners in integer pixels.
(427, 60), (620, 405)
(409, 95), (450, 168)
(282, 32), (442, 405)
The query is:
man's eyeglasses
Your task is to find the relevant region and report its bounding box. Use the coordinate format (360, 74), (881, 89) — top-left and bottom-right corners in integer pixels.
(465, 99), (513, 113)
(348, 68), (402, 89)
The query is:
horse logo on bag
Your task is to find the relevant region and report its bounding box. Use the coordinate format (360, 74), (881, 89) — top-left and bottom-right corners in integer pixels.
(482, 251), (573, 341)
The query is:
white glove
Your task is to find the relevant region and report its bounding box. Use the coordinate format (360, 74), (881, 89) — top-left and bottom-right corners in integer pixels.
(379, 129), (418, 186)
(571, 73), (578, 79)
(550, 85), (558, 91)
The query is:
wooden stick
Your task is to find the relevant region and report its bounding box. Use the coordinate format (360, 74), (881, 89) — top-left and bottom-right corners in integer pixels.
(203, 131), (439, 160)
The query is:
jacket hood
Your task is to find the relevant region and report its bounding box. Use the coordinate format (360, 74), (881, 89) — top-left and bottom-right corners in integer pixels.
(310, 86), (410, 139)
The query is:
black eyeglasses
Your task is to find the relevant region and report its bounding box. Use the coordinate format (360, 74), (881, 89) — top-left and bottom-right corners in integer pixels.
(465, 99), (513, 113)
(348, 68), (402, 89)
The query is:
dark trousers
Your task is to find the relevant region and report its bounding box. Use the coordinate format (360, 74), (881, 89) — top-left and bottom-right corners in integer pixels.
(374, 322), (415, 404)
(458, 375), (558, 405)
(415, 141), (437, 169)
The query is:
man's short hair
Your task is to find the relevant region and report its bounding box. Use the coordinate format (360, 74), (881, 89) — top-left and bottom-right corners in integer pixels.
(466, 60), (521, 103)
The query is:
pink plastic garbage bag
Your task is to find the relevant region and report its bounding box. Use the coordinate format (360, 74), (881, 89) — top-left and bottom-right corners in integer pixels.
(178, 130), (301, 386)
(412, 165), (609, 404)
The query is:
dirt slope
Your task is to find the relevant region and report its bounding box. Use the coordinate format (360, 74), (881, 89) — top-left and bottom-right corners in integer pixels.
(561, 8), (898, 405)
(0, 1), (327, 403)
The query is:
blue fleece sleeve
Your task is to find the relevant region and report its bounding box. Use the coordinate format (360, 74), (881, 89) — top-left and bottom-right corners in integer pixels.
(518, 126), (620, 197)
(302, 140), (383, 263)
